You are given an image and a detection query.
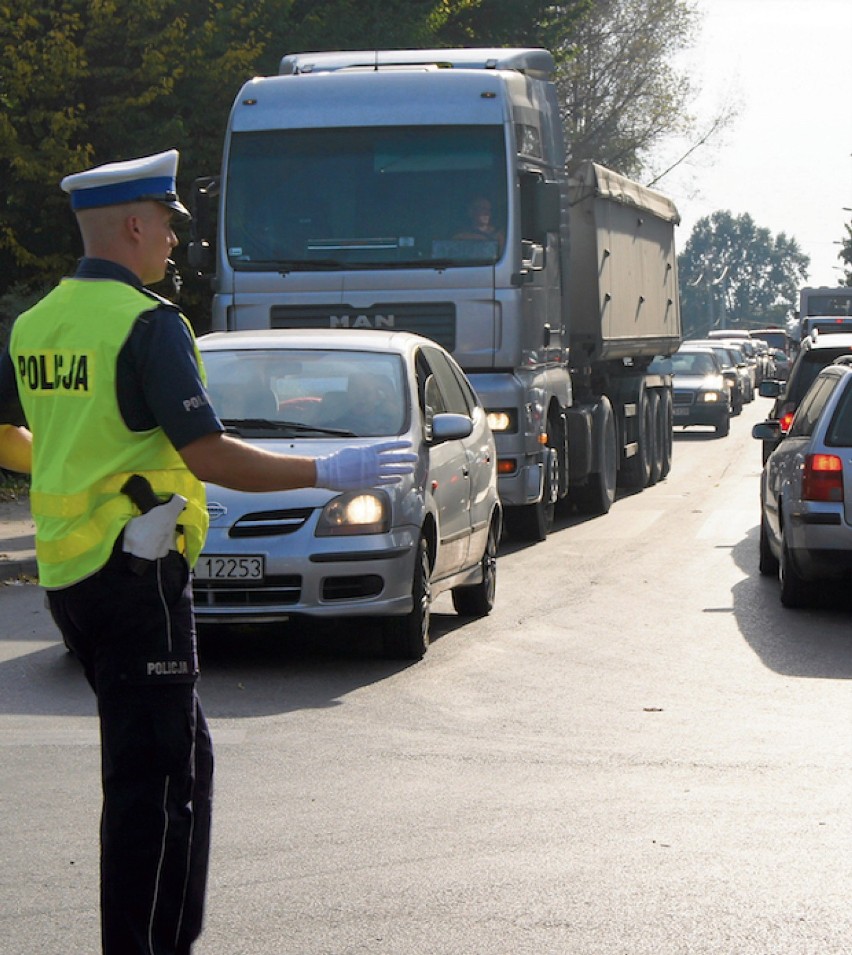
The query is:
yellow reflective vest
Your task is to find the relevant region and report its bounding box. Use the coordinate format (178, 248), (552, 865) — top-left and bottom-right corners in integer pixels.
(11, 278), (209, 589)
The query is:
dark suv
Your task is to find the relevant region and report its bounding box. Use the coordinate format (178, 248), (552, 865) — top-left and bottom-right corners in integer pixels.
(758, 331), (852, 462)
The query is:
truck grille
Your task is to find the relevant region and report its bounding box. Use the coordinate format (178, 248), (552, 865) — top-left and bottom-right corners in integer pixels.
(270, 303), (456, 351)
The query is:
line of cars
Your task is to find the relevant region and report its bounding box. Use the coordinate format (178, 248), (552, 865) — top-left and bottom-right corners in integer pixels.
(753, 328), (852, 607)
(194, 328), (502, 659)
(664, 331), (771, 438)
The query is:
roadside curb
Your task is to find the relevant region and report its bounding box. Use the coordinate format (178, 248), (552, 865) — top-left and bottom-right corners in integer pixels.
(0, 494), (37, 584)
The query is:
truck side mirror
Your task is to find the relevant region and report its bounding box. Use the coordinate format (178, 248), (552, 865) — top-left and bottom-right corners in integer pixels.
(188, 176), (219, 277)
(532, 179), (561, 236)
(520, 174), (561, 243)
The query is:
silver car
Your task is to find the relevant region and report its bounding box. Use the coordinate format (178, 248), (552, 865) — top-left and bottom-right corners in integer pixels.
(194, 329), (501, 659)
(753, 357), (852, 607)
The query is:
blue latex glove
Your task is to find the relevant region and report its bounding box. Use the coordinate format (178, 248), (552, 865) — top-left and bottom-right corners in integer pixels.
(315, 441), (418, 490)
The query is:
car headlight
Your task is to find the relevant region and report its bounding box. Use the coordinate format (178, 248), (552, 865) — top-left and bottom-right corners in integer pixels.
(698, 391), (722, 403)
(315, 490), (391, 536)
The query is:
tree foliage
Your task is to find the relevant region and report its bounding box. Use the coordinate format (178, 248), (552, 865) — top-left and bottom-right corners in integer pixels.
(678, 211), (810, 337)
(838, 219), (852, 286)
(0, 0), (701, 328)
(552, 0), (699, 177)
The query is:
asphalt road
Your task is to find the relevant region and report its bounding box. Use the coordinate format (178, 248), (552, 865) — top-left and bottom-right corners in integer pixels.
(2, 395), (851, 955)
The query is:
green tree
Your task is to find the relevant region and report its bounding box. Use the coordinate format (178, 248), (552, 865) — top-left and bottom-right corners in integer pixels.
(678, 211), (810, 337)
(433, 0), (589, 48)
(0, 0), (276, 298)
(0, 0), (708, 328)
(838, 219), (852, 285)
(553, 0), (699, 176)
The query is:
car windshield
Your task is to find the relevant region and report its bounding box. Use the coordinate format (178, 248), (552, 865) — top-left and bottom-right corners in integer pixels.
(202, 348), (408, 437)
(672, 352), (717, 375)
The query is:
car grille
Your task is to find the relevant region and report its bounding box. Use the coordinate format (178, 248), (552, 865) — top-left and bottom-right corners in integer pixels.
(193, 575), (302, 607)
(673, 390), (695, 406)
(228, 508), (314, 538)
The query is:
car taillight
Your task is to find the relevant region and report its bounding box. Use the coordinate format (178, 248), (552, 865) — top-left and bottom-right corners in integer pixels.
(779, 411), (795, 433)
(802, 454), (844, 502)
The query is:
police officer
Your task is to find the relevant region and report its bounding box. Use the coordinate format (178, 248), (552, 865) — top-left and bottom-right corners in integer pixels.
(0, 149), (415, 955)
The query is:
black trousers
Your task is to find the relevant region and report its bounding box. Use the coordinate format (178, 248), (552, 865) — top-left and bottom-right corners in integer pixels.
(48, 543), (214, 955)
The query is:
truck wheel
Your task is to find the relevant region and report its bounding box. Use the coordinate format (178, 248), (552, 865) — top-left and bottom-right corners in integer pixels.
(452, 516), (499, 617)
(648, 391), (664, 486)
(659, 391), (673, 479)
(383, 536), (432, 659)
(572, 397), (617, 515)
(620, 390), (653, 489)
(504, 445), (558, 542)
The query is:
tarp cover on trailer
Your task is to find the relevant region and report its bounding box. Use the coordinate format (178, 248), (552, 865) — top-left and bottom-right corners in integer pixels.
(568, 162), (680, 225)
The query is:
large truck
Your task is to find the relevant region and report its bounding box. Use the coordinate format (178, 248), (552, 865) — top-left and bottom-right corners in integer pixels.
(188, 48), (682, 540)
(797, 286), (852, 338)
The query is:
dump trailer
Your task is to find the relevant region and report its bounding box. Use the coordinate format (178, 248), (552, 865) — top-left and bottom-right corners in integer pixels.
(188, 48), (682, 540)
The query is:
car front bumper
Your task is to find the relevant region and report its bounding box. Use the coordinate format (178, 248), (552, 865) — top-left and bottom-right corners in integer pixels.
(192, 525), (420, 624)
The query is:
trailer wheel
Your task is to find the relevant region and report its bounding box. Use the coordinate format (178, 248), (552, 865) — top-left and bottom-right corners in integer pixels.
(572, 397), (617, 515)
(660, 390), (673, 479)
(620, 389), (653, 489)
(648, 391), (664, 486)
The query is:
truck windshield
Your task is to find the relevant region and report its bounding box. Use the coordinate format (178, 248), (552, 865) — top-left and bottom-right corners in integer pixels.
(225, 126), (507, 270)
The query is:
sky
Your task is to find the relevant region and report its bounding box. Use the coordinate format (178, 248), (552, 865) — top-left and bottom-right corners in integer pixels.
(657, 0), (852, 288)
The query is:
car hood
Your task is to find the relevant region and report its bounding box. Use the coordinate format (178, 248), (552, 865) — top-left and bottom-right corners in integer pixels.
(202, 435), (423, 528)
(672, 373), (725, 389)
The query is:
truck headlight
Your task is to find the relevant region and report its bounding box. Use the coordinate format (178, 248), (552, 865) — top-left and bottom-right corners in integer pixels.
(486, 409), (517, 433)
(316, 490), (390, 536)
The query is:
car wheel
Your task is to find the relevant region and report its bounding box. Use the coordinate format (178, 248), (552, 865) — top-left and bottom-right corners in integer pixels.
(732, 390), (743, 416)
(452, 516), (499, 617)
(758, 515), (779, 576)
(715, 410), (730, 437)
(779, 530), (812, 609)
(383, 535), (432, 660)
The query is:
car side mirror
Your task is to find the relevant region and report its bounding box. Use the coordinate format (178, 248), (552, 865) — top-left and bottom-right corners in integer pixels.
(759, 379), (783, 398)
(752, 420), (782, 441)
(431, 413), (473, 443)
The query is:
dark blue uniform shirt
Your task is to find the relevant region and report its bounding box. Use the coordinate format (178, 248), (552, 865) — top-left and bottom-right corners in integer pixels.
(0, 258), (224, 450)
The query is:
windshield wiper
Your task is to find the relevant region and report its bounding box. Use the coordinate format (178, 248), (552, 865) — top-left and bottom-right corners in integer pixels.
(221, 418), (356, 437)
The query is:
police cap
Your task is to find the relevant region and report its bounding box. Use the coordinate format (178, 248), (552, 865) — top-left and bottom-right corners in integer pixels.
(60, 149), (191, 221)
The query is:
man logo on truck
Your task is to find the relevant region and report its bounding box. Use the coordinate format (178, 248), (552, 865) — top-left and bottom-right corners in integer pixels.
(330, 313), (396, 329)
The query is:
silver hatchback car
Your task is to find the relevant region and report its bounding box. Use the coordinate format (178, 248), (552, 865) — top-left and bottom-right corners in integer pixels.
(753, 357), (852, 607)
(194, 329), (501, 658)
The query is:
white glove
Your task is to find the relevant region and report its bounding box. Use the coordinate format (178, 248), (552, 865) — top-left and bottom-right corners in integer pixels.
(122, 494), (188, 561)
(315, 441), (418, 491)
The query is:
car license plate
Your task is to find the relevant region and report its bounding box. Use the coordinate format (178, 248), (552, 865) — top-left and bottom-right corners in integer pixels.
(673, 406), (690, 417)
(194, 555), (264, 580)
